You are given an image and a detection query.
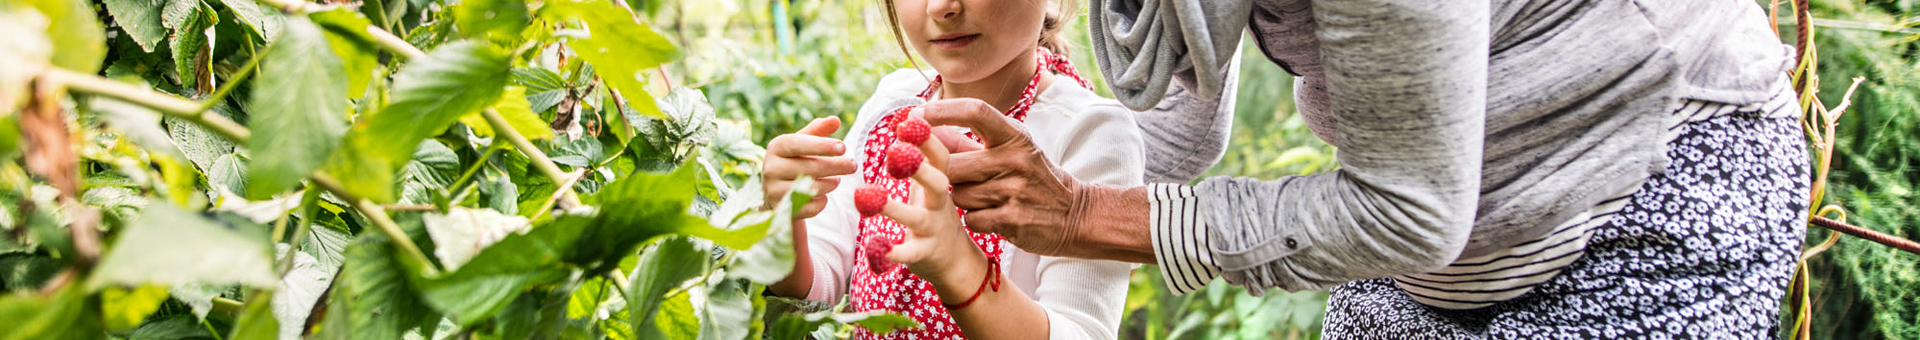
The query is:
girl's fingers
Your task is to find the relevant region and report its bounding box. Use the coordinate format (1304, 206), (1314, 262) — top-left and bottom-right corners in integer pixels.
(768, 133), (846, 158)
(797, 116), (842, 137)
(914, 127), (951, 174)
(906, 159), (952, 207)
(761, 155), (856, 181)
(881, 201), (937, 264)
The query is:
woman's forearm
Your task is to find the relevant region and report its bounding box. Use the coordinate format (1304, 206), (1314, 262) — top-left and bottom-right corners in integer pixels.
(1068, 184), (1157, 264)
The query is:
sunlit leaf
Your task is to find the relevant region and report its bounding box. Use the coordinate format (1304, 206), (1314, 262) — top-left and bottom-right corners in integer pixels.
(314, 232), (436, 340)
(98, 284), (169, 331)
(213, 0), (282, 42)
(460, 86), (555, 140)
(89, 204), (277, 290)
(422, 207), (530, 271)
(698, 280), (753, 340)
(453, 0), (528, 42)
(246, 16), (348, 199)
(273, 245), (336, 340)
(22, 0), (106, 72)
(328, 41), (508, 202)
(539, 0), (679, 109)
(310, 8), (380, 97)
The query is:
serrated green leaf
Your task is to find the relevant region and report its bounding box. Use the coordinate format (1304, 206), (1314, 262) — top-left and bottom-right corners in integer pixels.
(723, 176), (810, 284)
(99, 284), (169, 331)
(539, 0), (678, 104)
(213, 0), (281, 41)
(511, 67), (566, 92)
(410, 213), (567, 326)
(272, 246), (335, 340)
(309, 8), (377, 96)
(453, 0), (528, 42)
(227, 294), (278, 340)
(22, 0), (106, 72)
(129, 315), (211, 340)
(89, 204), (277, 289)
(843, 313), (921, 334)
(399, 140), (460, 205)
(328, 41), (508, 203)
(168, 1), (216, 92)
(460, 86), (554, 140)
(698, 280), (752, 340)
(208, 152), (248, 196)
(629, 236), (703, 339)
(101, 0), (168, 52)
(165, 113), (237, 172)
(314, 232), (436, 340)
(246, 16), (348, 199)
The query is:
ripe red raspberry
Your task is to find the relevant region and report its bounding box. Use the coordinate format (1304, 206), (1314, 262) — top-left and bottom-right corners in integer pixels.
(894, 116), (931, 145)
(885, 142), (922, 179)
(854, 184), (888, 217)
(863, 235), (898, 273)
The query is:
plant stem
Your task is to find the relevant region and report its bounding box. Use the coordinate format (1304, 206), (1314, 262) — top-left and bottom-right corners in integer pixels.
(53, 66), (444, 276)
(604, 270), (633, 302)
(311, 173), (441, 276)
(50, 69), (252, 143)
(485, 108), (583, 208)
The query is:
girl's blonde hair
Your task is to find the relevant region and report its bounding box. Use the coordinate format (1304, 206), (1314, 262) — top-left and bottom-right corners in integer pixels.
(881, 0), (1081, 73)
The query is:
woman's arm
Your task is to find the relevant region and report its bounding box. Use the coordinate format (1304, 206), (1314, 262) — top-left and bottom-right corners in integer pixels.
(1170, 0), (1490, 294)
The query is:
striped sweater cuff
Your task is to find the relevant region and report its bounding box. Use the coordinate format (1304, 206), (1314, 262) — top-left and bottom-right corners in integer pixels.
(1148, 183), (1222, 295)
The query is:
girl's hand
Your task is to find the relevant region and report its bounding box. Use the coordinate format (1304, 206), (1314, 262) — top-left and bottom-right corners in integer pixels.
(762, 117), (856, 219)
(876, 128), (987, 284)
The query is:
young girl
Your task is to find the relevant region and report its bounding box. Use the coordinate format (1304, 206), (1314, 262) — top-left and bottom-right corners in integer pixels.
(760, 0), (1144, 338)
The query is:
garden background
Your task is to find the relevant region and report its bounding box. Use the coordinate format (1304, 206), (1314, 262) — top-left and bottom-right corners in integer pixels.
(0, 0), (1914, 338)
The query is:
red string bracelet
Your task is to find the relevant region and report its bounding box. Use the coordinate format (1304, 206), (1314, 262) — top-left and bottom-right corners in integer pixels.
(941, 256), (1002, 310)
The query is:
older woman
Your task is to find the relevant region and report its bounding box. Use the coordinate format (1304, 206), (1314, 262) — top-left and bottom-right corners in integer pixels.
(919, 0), (1807, 337)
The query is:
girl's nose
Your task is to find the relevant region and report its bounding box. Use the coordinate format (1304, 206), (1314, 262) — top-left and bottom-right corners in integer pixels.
(927, 0), (962, 21)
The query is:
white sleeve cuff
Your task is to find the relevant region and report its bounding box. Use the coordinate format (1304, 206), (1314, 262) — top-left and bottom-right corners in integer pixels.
(1147, 183), (1222, 295)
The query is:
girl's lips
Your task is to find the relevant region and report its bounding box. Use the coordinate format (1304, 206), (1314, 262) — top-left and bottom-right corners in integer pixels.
(929, 34), (979, 50)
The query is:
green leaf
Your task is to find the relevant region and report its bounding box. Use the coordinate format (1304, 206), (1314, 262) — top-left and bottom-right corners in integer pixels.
(212, 0), (281, 42)
(98, 284), (169, 331)
(89, 204), (278, 289)
(452, 0), (528, 42)
(246, 15), (348, 199)
(628, 236), (704, 339)
(399, 140), (460, 204)
(698, 280), (753, 340)
(165, 113), (237, 173)
(328, 41), (509, 202)
(129, 315), (212, 340)
(539, 0), (679, 103)
(460, 86), (554, 140)
(421, 207), (530, 271)
(168, 1), (216, 92)
(410, 215), (567, 326)
(208, 152), (249, 196)
(21, 0), (106, 72)
(769, 307), (921, 338)
(0, 117), (18, 160)
(314, 232), (436, 340)
(227, 294), (278, 340)
(655, 291), (699, 340)
(0, 287), (104, 340)
(309, 8), (378, 96)
(271, 245), (335, 339)
(101, 0), (167, 52)
(723, 176), (811, 284)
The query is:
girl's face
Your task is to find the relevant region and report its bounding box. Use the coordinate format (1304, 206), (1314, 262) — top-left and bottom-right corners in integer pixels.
(893, 0), (1047, 84)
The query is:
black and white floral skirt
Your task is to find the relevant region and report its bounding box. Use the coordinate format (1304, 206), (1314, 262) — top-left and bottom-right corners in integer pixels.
(1322, 96), (1810, 339)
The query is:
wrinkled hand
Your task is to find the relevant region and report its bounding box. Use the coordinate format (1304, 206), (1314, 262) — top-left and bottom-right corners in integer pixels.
(762, 117), (856, 219)
(921, 99), (1093, 257)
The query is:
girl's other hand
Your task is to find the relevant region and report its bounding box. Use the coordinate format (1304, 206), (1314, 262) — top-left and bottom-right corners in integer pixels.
(763, 117), (857, 218)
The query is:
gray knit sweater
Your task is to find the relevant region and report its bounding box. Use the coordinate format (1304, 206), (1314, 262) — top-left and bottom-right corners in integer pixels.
(1093, 0), (1792, 291)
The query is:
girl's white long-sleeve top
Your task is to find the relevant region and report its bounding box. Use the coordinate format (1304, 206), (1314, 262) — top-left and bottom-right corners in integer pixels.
(802, 69), (1147, 340)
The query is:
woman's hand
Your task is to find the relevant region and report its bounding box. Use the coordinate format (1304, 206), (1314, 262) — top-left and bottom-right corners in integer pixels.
(762, 117), (857, 218)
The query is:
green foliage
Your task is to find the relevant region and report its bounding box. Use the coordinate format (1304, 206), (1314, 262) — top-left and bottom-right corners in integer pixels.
(246, 16), (348, 199)
(2, 0), (880, 338)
